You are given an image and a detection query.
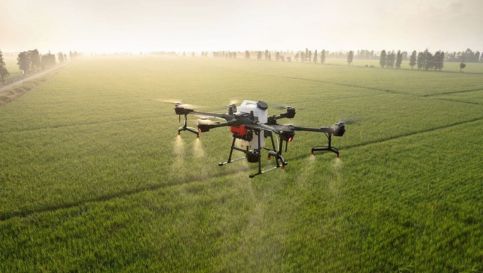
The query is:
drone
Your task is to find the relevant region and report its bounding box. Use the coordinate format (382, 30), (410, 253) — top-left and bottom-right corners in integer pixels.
(166, 99), (346, 178)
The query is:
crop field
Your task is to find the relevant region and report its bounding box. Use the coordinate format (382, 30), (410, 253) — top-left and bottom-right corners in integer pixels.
(0, 57), (482, 272)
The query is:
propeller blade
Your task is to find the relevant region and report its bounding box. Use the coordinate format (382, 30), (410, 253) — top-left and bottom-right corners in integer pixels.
(270, 102), (302, 110)
(194, 114), (211, 120)
(339, 117), (359, 125)
(157, 98), (183, 104)
(156, 99), (203, 109)
(177, 103), (202, 109)
(197, 119), (221, 125)
(228, 99), (240, 105)
(273, 104), (292, 110)
(194, 114), (227, 121)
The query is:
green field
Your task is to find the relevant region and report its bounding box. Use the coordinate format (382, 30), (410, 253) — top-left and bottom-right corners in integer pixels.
(0, 57), (482, 272)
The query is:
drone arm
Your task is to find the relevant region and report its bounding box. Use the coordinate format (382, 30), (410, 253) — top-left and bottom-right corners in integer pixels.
(246, 123), (280, 135)
(197, 121), (234, 132)
(292, 126), (333, 133)
(267, 108), (296, 124)
(293, 123), (345, 137)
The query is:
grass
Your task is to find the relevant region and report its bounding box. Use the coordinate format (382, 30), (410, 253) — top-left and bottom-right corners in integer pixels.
(0, 57), (482, 272)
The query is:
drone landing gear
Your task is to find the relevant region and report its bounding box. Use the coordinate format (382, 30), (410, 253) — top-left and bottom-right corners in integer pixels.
(249, 131), (288, 178)
(178, 114), (199, 137)
(311, 133), (340, 157)
(218, 136), (247, 166)
(218, 130), (291, 178)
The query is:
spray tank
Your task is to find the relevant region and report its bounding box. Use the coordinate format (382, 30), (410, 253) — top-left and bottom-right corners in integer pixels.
(232, 100), (268, 150)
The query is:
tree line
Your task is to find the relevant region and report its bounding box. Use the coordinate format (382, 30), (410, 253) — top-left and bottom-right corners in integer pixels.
(208, 48), (483, 72)
(0, 49), (81, 83)
(445, 48), (481, 63)
(379, 50), (445, 70)
(16, 49), (68, 75)
(211, 48), (482, 62)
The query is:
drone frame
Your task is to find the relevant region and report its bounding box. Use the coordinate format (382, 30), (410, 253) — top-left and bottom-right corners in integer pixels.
(172, 102), (345, 178)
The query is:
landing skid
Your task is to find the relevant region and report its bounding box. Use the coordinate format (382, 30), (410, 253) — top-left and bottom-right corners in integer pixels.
(177, 114), (199, 137)
(218, 130), (289, 178)
(311, 133), (340, 157)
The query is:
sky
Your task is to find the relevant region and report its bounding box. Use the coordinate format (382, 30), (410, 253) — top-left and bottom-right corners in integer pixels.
(1, 0), (482, 53)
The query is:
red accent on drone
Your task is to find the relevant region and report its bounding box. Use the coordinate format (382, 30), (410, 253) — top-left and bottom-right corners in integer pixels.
(230, 125), (248, 138)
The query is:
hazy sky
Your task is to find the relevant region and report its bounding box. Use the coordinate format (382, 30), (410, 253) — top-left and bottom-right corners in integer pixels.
(1, 0), (482, 53)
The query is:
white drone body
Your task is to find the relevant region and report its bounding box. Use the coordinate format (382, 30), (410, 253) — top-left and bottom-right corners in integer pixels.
(235, 100), (268, 149)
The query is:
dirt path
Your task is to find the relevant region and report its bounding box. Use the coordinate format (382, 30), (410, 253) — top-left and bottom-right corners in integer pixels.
(0, 64), (67, 106)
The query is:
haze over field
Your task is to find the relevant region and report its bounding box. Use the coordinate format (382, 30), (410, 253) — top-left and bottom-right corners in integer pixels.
(1, 0), (483, 53)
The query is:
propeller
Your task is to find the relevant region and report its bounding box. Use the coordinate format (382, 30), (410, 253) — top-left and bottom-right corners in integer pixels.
(156, 99), (202, 109)
(338, 117), (359, 125)
(270, 102), (303, 111)
(228, 99), (240, 105)
(159, 99), (182, 104)
(197, 119), (221, 125)
(272, 103), (293, 110)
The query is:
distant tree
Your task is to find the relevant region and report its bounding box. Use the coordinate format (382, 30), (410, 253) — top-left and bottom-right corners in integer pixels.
(423, 50), (432, 70)
(320, 50), (326, 64)
(417, 52), (424, 70)
(379, 50), (386, 68)
(409, 50), (417, 69)
(459, 62), (466, 72)
(439, 51), (445, 70)
(307, 49), (312, 63)
(57, 52), (64, 63)
(29, 50), (41, 71)
(433, 51), (444, 70)
(257, 51), (262, 61)
(313, 50), (318, 63)
(385, 51), (395, 68)
(245, 51), (250, 59)
(41, 52), (56, 68)
(475, 51), (480, 63)
(463, 48), (473, 62)
(0, 50), (9, 83)
(17, 51), (31, 74)
(347, 51), (354, 65)
(395, 50), (403, 68)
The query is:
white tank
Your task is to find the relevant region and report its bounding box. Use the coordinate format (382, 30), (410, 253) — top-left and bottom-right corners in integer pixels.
(237, 100), (269, 149)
